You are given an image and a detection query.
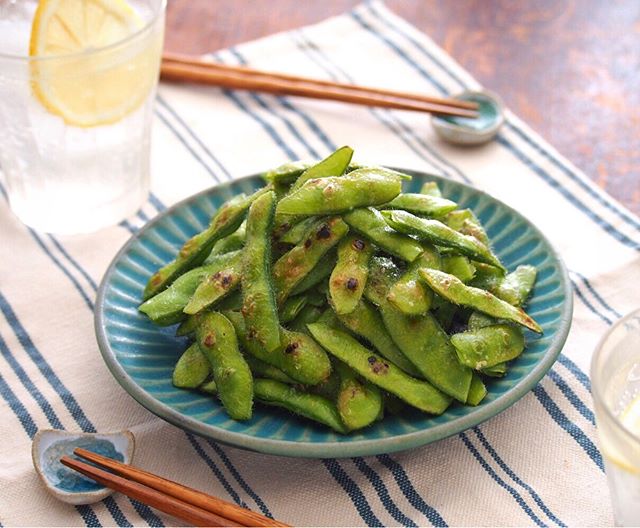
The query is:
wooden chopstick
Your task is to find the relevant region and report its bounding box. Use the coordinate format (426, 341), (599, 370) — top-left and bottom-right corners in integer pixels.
(60, 456), (233, 527)
(65, 448), (289, 527)
(161, 53), (478, 118)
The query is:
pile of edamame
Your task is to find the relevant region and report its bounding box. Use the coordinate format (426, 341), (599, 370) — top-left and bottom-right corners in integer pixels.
(139, 146), (542, 434)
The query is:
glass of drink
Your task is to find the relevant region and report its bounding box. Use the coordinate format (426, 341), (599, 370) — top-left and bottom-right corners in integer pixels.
(592, 308), (640, 526)
(0, 0), (166, 234)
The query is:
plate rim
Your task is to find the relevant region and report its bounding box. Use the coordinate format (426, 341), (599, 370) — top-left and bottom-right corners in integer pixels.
(94, 169), (573, 458)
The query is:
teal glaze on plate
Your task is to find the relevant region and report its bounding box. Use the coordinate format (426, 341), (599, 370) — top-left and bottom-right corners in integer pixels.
(94, 170), (573, 458)
(43, 438), (123, 492)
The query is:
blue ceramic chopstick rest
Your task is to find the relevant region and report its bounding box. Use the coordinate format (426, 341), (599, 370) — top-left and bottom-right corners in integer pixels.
(32, 429), (135, 504)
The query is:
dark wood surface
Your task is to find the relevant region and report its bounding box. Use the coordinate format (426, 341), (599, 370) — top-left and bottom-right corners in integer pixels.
(165, 0), (640, 216)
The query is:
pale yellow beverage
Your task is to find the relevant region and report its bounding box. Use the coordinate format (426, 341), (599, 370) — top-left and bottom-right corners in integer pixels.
(592, 309), (640, 526)
(0, 0), (165, 234)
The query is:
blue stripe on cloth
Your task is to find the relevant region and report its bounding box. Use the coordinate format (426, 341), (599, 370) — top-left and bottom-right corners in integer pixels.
(47, 235), (98, 291)
(352, 458), (418, 527)
(571, 271), (623, 319)
(185, 433), (249, 509)
(120, 219), (138, 234)
(459, 432), (547, 527)
(290, 23), (570, 525)
(472, 427), (567, 527)
(103, 498), (133, 528)
(0, 332), (65, 429)
(355, 4), (640, 252)
(0, 370), (38, 438)
(571, 280), (613, 325)
(156, 96), (232, 181)
(558, 355), (591, 392)
(547, 370), (595, 426)
(376, 454), (448, 527)
(532, 385), (603, 471)
(322, 459), (383, 527)
(205, 440), (273, 518)
(292, 31), (470, 184)
(147, 192), (167, 213)
(75, 506), (102, 528)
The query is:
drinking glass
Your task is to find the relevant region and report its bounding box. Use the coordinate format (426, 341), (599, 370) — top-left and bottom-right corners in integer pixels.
(0, 0), (166, 234)
(592, 308), (640, 526)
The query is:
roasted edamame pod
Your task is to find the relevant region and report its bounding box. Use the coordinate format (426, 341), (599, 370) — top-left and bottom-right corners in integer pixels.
(466, 373), (487, 406)
(450, 324), (525, 370)
(143, 188), (268, 300)
(241, 191), (281, 352)
(224, 310), (331, 385)
(289, 250), (337, 296)
(278, 217), (316, 245)
(254, 378), (348, 434)
(276, 169), (403, 216)
(263, 160), (313, 186)
(382, 210), (504, 271)
(419, 268), (542, 333)
(420, 181), (442, 197)
(493, 265), (537, 307)
(207, 221), (246, 258)
(287, 304), (324, 335)
(387, 245), (440, 315)
(279, 295), (308, 324)
(307, 323), (452, 414)
(272, 217), (348, 305)
(444, 209), (490, 246)
(183, 251), (243, 315)
(382, 193), (457, 217)
(290, 145), (353, 191)
(245, 355), (295, 384)
(196, 312), (253, 420)
(334, 360), (383, 431)
(139, 251), (241, 326)
(441, 255), (476, 283)
(343, 208), (423, 262)
(172, 343), (211, 389)
(329, 234), (374, 314)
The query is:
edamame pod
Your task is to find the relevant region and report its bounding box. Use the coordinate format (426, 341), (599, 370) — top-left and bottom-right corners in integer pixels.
(207, 221), (246, 258)
(469, 262), (505, 291)
(450, 324), (525, 370)
(334, 300), (422, 378)
(343, 208), (423, 262)
(225, 310), (331, 385)
(307, 323), (451, 414)
(279, 295), (308, 323)
(198, 378), (217, 395)
(263, 160), (313, 185)
(334, 360), (383, 431)
(444, 209), (490, 246)
(277, 170), (402, 216)
(139, 251), (241, 326)
(241, 191), (281, 353)
(183, 251), (243, 315)
(254, 379), (348, 434)
(287, 304), (324, 335)
(382, 193), (457, 217)
(272, 217), (348, 305)
(196, 312), (253, 420)
(278, 217), (316, 244)
(466, 374), (487, 406)
(143, 188), (269, 300)
(493, 265), (537, 307)
(482, 362), (508, 377)
(382, 210), (504, 271)
(387, 246), (440, 315)
(442, 255), (476, 283)
(419, 268), (542, 333)
(329, 234), (374, 314)
(420, 181), (442, 197)
(290, 146), (353, 191)
(172, 343), (211, 389)
(245, 355), (295, 384)
(289, 250), (337, 296)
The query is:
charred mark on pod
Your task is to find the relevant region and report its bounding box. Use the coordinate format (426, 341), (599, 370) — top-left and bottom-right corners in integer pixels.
(352, 239), (366, 251)
(346, 278), (358, 291)
(304, 238), (312, 249)
(285, 341), (300, 354)
(203, 333), (216, 347)
(316, 224), (332, 239)
(368, 355), (389, 374)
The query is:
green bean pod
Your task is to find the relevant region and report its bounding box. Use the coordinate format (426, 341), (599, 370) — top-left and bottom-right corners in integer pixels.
(272, 217), (348, 305)
(466, 373), (487, 406)
(343, 208), (423, 262)
(196, 312), (253, 420)
(334, 300), (422, 378)
(441, 255), (476, 283)
(277, 170), (402, 216)
(289, 251), (337, 296)
(263, 160), (313, 185)
(450, 324), (525, 370)
(290, 145), (353, 191)
(183, 251), (243, 315)
(172, 343), (211, 389)
(419, 268), (542, 333)
(224, 310), (331, 385)
(493, 265), (537, 307)
(334, 360), (383, 431)
(329, 234), (374, 315)
(254, 378), (348, 434)
(382, 193), (457, 217)
(241, 191), (281, 353)
(387, 245), (441, 315)
(279, 295), (308, 324)
(143, 188), (269, 300)
(307, 323), (452, 414)
(139, 251), (241, 326)
(198, 378), (217, 395)
(482, 362), (508, 378)
(207, 221), (246, 258)
(444, 209), (490, 245)
(245, 355), (295, 384)
(467, 311), (498, 330)
(278, 217), (316, 245)
(382, 210), (504, 271)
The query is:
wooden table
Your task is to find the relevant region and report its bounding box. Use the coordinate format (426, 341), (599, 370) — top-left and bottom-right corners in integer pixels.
(165, 0), (640, 216)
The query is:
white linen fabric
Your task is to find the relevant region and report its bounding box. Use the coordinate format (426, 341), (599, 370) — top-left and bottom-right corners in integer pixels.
(1, 2), (638, 526)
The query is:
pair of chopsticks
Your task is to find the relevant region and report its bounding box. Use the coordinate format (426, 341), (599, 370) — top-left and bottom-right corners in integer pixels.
(161, 52), (478, 118)
(61, 449), (289, 527)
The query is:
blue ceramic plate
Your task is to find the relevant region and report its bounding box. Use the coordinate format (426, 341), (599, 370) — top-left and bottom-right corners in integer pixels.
(95, 169), (572, 458)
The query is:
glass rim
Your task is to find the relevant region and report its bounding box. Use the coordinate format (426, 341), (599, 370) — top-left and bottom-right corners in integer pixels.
(0, 0), (166, 62)
(591, 306), (640, 446)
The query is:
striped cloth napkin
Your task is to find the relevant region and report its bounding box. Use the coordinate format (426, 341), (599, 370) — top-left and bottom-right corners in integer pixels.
(2, 1), (639, 526)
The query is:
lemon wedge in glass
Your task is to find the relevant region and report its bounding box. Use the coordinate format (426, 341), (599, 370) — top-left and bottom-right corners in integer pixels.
(621, 393), (640, 438)
(29, 0), (162, 127)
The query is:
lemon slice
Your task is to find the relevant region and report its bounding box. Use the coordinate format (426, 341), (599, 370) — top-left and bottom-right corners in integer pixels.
(30, 0), (161, 127)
